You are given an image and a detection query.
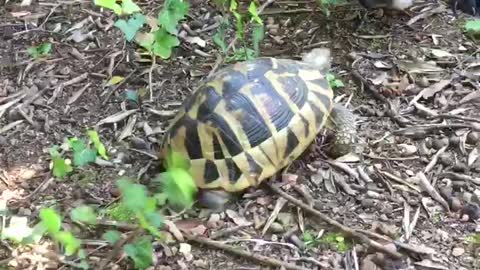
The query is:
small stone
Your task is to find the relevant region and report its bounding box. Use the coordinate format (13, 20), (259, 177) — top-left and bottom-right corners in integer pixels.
(467, 132), (480, 145)
(452, 247), (465, 257)
(462, 203), (480, 221)
(439, 153), (454, 167)
(417, 76), (429, 87)
(276, 212), (293, 226)
(0, 136), (7, 146)
(379, 214), (389, 222)
(432, 137), (449, 150)
(289, 234), (305, 249)
(269, 222), (284, 233)
(450, 197), (462, 212)
(271, 234), (278, 241)
(449, 136), (460, 147)
(452, 163), (468, 173)
(193, 259), (207, 268)
(208, 213), (220, 223)
(361, 198), (375, 208)
(18, 207), (31, 216)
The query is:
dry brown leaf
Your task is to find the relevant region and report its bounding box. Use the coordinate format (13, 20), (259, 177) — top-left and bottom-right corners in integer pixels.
(459, 91), (480, 105)
(409, 79), (451, 105)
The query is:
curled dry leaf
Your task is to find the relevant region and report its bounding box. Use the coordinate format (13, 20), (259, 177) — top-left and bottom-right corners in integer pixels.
(409, 79), (451, 105)
(459, 91), (480, 105)
(96, 109), (138, 126)
(415, 172), (449, 211)
(226, 209), (252, 227)
(468, 147), (479, 167)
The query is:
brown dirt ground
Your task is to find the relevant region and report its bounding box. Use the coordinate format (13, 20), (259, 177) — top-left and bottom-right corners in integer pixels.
(1, 0), (480, 269)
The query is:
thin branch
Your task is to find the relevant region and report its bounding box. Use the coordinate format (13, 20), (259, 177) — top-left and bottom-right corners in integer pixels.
(185, 233), (309, 270)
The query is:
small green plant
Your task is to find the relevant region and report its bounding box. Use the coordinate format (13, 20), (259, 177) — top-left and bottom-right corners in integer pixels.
(315, 0), (345, 17)
(302, 230), (351, 252)
(48, 130), (108, 179)
(326, 73), (345, 89)
(212, 0), (265, 62)
(27, 42), (52, 59)
(464, 19), (480, 40)
(94, 0), (189, 59)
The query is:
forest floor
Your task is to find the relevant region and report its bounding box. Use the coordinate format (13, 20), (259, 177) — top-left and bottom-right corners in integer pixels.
(1, 0), (480, 269)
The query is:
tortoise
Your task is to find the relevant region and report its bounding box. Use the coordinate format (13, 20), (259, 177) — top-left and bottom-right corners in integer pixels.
(159, 48), (356, 210)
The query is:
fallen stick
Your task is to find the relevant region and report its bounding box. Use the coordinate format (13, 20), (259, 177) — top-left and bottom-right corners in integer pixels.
(185, 233), (309, 270)
(267, 183), (403, 259)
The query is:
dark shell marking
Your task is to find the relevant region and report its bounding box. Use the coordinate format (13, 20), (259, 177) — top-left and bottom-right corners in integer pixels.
(161, 57), (333, 192)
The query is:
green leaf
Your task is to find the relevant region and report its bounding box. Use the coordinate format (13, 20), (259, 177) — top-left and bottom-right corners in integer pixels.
(106, 76), (125, 86)
(252, 23), (264, 57)
(70, 205), (97, 225)
(152, 28), (180, 59)
(233, 11), (244, 40)
(135, 32), (155, 51)
(39, 208), (62, 235)
(154, 192), (168, 206)
(248, 1), (263, 24)
(114, 13), (146, 42)
(165, 150), (190, 170)
(2, 216), (33, 243)
(103, 230), (122, 245)
(56, 231), (81, 256)
(27, 42), (52, 59)
(94, 0), (122, 15)
(465, 20), (480, 33)
(161, 168), (197, 208)
(123, 236), (154, 270)
(157, 0), (190, 35)
(68, 138), (97, 167)
(212, 18), (229, 53)
(52, 157), (73, 179)
(48, 146), (73, 178)
(121, 0), (142, 14)
(27, 223), (48, 244)
(87, 130), (108, 160)
(117, 178), (148, 213)
(326, 73), (344, 89)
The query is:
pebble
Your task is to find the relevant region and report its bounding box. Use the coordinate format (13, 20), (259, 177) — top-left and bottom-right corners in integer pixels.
(450, 197), (462, 212)
(452, 163), (468, 173)
(432, 137), (449, 150)
(276, 212), (293, 226)
(449, 135), (460, 147)
(467, 131), (479, 145)
(289, 234), (305, 249)
(193, 259), (207, 268)
(0, 136), (7, 146)
(452, 247), (465, 257)
(269, 222), (284, 233)
(18, 207), (32, 217)
(361, 198), (376, 208)
(439, 153), (454, 167)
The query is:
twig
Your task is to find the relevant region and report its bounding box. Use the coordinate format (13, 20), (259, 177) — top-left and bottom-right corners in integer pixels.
(102, 69), (137, 105)
(362, 153), (419, 161)
(428, 114), (480, 123)
(267, 182), (403, 259)
(97, 228), (141, 270)
(20, 174), (53, 200)
(148, 55), (156, 102)
(185, 233), (309, 270)
(210, 224), (249, 240)
(224, 0), (275, 55)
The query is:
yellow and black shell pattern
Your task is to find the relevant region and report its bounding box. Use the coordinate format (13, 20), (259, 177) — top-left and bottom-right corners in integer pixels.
(161, 57), (334, 192)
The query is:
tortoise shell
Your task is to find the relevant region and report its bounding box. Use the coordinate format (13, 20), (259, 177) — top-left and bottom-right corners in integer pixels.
(160, 57), (334, 192)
